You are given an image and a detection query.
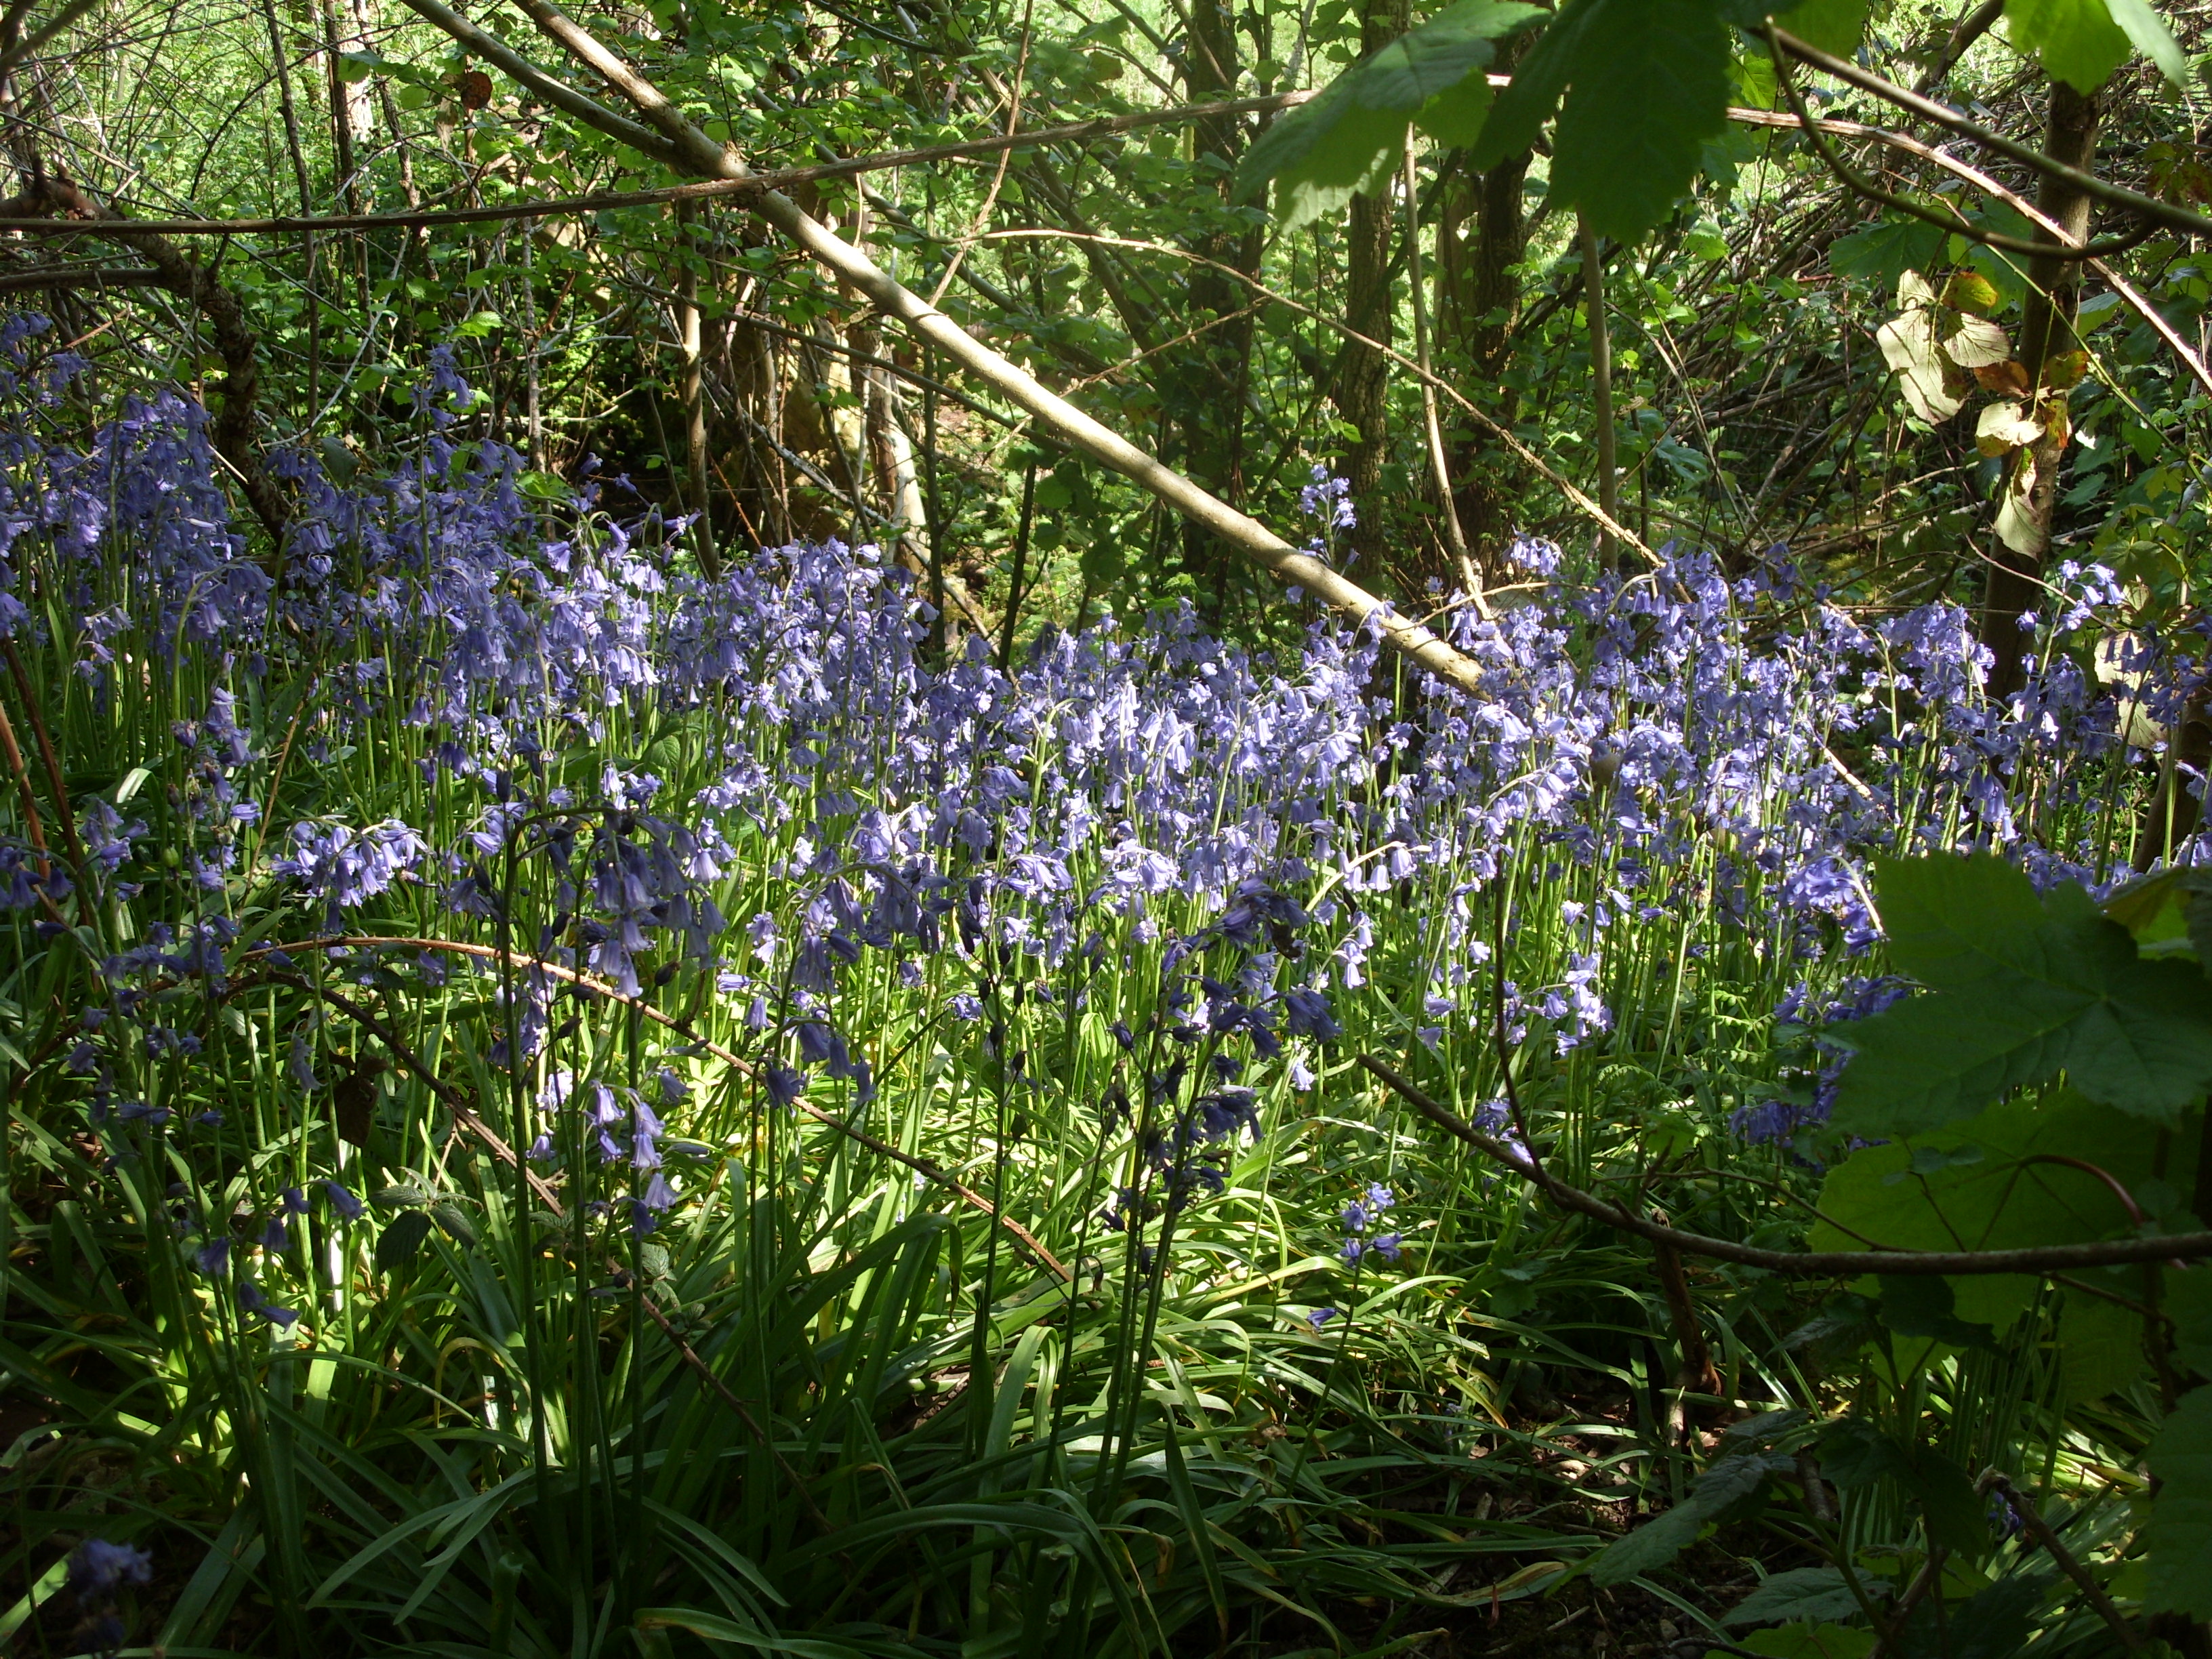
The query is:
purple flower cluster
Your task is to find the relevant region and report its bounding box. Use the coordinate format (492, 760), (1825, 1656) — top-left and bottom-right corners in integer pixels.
(6, 328), (2207, 1258)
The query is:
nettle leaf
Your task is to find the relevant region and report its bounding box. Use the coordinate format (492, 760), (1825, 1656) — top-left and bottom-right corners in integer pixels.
(1769, 0), (1874, 54)
(2146, 1387), (2212, 1619)
(2003, 0), (2131, 92)
(1590, 1450), (1791, 1584)
(1832, 853), (2212, 1137)
(375, 1208), (434, 1273)
(1237, 0), (1542, 230)
(1724, 1566), (1868, 1627)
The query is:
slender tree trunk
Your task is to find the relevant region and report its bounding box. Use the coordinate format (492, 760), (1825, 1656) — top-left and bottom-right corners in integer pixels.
(1334, 0), (1409, 579)
(675, 201), (718, 575)
(1441, 134), (1529, 565)
(1174, 0), (1254, 617)
(1579, 214), (1618, 567)
(1978, 78), (2103, 698)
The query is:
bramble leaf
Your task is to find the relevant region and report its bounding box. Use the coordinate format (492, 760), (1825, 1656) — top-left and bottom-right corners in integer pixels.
(375, 1208), (434, 1273)
(1723, 1567), (1867, 1627)
(1591, 1450), (1791, 1584)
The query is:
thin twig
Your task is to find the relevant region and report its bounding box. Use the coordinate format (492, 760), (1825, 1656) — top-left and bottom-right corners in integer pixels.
(1360, 1054), (2212, 1276)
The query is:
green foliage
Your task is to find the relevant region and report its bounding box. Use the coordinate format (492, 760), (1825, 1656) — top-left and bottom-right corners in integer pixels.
(1471, 0), (1731, 241)
(2147, 1386), (2212, 1618)
(1830, 854), (2212, 1138)
(1591, 1449), (1794, 1583)
(1722, 1565), (1869, 1626)
(1233, 0), (1542, 230)
(2003, 0), (2135, 91)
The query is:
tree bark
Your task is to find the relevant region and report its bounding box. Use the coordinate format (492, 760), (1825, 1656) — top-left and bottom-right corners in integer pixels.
(1333, 0), (1409, 581)
(1439, 128), (1529, 566)
(1578, 214), (1618, 567)
(1172, 0), (1260, 620)
(1978, 78), (2102, 699)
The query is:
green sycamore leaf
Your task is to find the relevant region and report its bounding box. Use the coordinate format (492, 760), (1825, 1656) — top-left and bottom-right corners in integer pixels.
(1471, 0), (1731, 242)
(1590, 1450), (1791, 1584)
(1235, 0), (1543, 230)
(2003, 0), (2132, 92)
(2102, 0), (2188, 85)
(2145, 1386), (2212, 1619)
(2057, 1288), (2148, 1404)
(1877, 1275), (1993, 1347)
(1811, 1088), (2184, 1332)
(1832, 854), (2212, 1137)
(2169, 1267), (2212, 1374)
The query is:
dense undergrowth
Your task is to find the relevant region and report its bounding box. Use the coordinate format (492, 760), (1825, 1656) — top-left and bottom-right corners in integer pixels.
(3, 329), (2207, 1656)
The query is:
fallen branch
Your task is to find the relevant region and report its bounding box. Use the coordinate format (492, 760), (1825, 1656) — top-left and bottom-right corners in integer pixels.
(395, 0), (1492, 695)
(1360, 1054), (2212, 1276)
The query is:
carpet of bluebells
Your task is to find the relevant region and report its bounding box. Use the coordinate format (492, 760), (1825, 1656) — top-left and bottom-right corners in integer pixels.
(0, 320), (2199, 1654)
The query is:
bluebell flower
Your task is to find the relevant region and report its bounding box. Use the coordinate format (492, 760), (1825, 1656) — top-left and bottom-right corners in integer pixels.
(1307, 1307), (1338, 1331)
(68, 1539), (152, 1598)
(321, 1181), (365, 1221)
(237, 1281), (299, 1328)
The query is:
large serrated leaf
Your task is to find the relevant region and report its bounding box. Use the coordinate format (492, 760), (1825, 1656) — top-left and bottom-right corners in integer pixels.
(374, 1209), (434, 1273)
(1548, 0), (1732, 243)
(1235, 0), (1542, 230)
(1811, 1088), (2182, 1330)
(1723, 1566), (1868, 1627)
(1467, 0), (1600, 169)
(1833, 855), (2212, 1136)
(2146, 1386), (2212, 1618)
(2103, 0), (2188, 85)
(2004, 0), (2132, 91)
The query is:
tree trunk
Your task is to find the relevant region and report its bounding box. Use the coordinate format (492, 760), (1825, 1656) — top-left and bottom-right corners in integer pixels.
(1173, 0), (1256, 619)
(1333, 0), (1410, 581)
(675, 202), (719, 575)
(1440, 129), (1529, 567)
(1978, 78), (2102, 699)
